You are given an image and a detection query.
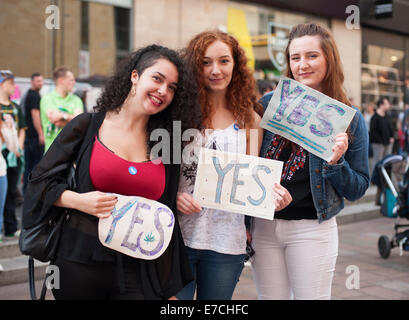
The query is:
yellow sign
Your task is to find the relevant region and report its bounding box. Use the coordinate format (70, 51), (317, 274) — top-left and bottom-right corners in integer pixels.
(227, 7), (255, 70)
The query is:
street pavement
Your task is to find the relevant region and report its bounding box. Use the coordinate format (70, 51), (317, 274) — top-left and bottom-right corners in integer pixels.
(233, 216), (409, 300)
(0, 216), (408, 300)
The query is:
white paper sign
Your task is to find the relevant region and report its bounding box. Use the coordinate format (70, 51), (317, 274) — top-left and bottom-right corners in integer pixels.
(260, 77), (356, 162)
(193, 148), (283, 220)
(98, 195), (174, 260)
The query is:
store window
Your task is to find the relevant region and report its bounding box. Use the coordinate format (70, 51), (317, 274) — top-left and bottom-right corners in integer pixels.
(81, 1), (89, 51)
(114, 6), (131, 65)
(361, 27), (408, 111)
(228, 1), (329, 83)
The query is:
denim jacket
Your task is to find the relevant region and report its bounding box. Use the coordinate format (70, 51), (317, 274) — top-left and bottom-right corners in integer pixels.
(259, 92), (369, 223)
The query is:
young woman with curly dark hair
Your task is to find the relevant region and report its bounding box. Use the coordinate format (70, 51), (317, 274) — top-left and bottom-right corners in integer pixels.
(175, 31), (291, 300)
(23, 45), (201, 299)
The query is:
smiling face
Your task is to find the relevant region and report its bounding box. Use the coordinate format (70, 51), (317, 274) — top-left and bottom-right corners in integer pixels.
(132, 58), (178, 115)
(288, 35), (328, 92)
(202, 40), (234, 94)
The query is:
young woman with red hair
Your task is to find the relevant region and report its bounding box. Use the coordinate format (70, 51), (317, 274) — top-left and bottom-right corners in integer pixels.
(251, 23), (369, 300)
(176, 30), (292, 300)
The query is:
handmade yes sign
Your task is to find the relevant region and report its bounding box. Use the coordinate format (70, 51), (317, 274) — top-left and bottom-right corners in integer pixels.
(260, 77), (356, 162)
(98, 195), (174, 260)
(193, 148), (283, 220)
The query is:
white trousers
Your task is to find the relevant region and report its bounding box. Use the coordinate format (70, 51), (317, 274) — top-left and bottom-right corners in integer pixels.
(251, 217), (338, 300)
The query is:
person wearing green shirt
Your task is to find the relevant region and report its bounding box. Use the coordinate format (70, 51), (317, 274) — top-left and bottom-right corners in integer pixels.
(40, 66), (84, 152)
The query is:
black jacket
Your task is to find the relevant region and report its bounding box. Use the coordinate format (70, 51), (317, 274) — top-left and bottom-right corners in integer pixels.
(23, 111), (193, 299)
(369, 112), (394, 145)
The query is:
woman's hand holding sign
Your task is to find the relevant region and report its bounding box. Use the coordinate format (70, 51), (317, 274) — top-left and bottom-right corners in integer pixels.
(177, 192), (202, 214)
(55, 190), (118, 219)
(78, 191), (118, 219)
(272, 183), (292, 212)
(327, 132), (348, 165)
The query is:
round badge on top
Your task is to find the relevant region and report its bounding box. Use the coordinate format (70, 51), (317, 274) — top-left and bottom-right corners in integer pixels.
(128, 166), (137, 175)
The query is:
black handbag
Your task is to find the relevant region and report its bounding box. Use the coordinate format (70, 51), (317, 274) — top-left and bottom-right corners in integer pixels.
(19, 162), (74, 262)
(19, 113), (93, 300)
(19, 162), (76, 300)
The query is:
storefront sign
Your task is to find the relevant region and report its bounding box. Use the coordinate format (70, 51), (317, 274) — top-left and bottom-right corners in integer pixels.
(79, 50), (90, 78)
(260, 78), (356, 162)
(267, 22), (291, 72)
(193, 148), (283, 220)
(375, 0), (393, 19)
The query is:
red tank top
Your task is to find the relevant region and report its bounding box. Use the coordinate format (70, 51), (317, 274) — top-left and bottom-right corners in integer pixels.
(89, 137), (165, 200)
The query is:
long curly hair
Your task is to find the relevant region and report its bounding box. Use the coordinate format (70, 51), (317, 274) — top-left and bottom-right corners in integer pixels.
(183, 30), (262, 129)
(94, 44), (202, 150)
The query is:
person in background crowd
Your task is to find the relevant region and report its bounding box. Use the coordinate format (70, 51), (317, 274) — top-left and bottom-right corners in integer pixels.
(176, 30), (291, 300)
(0, 70), (27, 238)
(404, 76), (409, 106)
(10, 83), (21, 104)
(250, 23), (369, 300)
(23, 73), (44, 193)
(369, 97), (394, 176)
(40, 66), (84, 152)
(256, 79), (275, 101)
(364, 102), (375, 131)
(399, 103), (409, 153)
(0, 113), (19, 243)
(364, 102), (375, 170)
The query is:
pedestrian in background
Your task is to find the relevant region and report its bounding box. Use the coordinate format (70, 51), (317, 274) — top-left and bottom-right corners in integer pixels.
(176, 30), (291, 300)
(0, 113), (19, 243)
(250, 23), (369, 300)
(0, 70), (26, 239)
(23, 45), (200, 299)
(23, 73), (44, 193)
(399, 103), (409, 153)
(369, 97), (394, 176)
(256, 79), (275, 101)
(40, 66), (84, 152)
(364, 102), (375, 174)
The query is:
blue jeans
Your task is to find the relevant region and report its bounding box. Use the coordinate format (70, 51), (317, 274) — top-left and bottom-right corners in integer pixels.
(176, 247), (245, 300)
(0, 175), (8, 235)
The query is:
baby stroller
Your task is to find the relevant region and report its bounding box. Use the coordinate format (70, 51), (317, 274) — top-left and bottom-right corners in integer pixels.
(372, 154), (409, 258)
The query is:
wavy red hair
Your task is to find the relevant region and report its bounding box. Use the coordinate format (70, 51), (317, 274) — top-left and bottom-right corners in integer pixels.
(183, 30), (262, 129)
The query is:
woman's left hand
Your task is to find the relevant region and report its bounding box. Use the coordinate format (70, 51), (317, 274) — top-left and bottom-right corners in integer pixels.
(327, 133), (348, 165)
(273, 183), (293, 212)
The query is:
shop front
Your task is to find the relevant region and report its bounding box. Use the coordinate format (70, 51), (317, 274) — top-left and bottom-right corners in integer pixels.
(360, 0), (409, 112)
(227, 1), (329, 83)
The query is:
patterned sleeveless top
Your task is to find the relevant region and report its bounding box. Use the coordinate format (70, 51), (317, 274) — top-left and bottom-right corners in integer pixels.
(178, 123), (247, 255)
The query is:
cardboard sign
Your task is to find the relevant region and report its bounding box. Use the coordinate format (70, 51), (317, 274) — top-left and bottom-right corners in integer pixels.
(193, 148), (283, 220)
(98, 195), (174, 260)
(260, 77), (356, 162)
